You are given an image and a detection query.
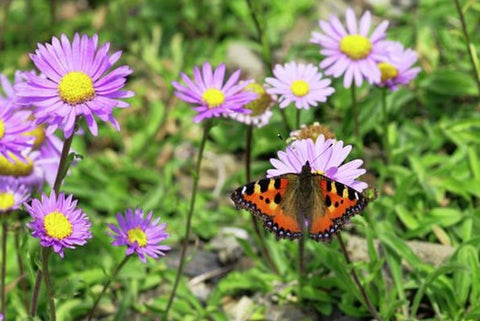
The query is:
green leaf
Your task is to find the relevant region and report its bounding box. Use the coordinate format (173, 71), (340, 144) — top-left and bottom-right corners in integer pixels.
(420, 69), (478, 96)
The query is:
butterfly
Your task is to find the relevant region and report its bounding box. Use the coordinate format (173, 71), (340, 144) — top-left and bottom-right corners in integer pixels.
(230, 161), (375, 241)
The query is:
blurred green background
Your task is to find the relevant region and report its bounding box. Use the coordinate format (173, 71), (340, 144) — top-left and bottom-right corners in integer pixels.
(2, 0), (480, 320)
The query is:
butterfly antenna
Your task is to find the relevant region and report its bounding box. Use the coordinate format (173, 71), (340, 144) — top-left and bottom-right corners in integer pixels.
(277, 133), (304, 165)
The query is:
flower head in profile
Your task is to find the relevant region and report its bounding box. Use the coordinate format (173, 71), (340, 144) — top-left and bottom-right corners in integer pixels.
(265, 62), (334, 109)
(16, 33), (134, 138)
(311, 8), (389, 88)
(228, 82), (273, 127)
(289, 122), (336, 142)
(0, 177), (30, 213)
(25, 192), (92, 258)
(107, 207), (170, 263)
(377, 41), (421, 91)
(267, 135), (367, 192)
(172, 62), (257, 122)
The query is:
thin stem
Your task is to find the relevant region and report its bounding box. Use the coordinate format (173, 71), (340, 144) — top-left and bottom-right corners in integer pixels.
(53, 130), (76, 194)
(279, 109), (292, 132)
(245, 125), (278, 275)
(87, 256), (131, 321)
(163, 121), (212, 320)
(29, 271), (42, 316)
(14, 224), (29, 312)
(453, 0), (480, 95)
(351, 85), (360, 144)
(381, 88), (391, 164)
(295, 109), (301, 129)
(30, 119), (77, 317)
(41, 248), (55, 321)
(49, 0), (56, 26)
(1, 218), (7, 316)
(337, 233), (381, 321)
(245, 0), (272, 71)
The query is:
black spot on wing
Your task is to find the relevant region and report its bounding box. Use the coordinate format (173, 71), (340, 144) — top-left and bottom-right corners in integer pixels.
(326, 180), (332, 192)
(274, 178), (281, 189)
(348, 187), (356, 201)
(334, 181), (344, 196)
(265, 198), (270, 204)
(258, 179), (270, 192)
(325, 195), (332, 207)
(274, 192), (281, 204)
(244, 183), (255, 195)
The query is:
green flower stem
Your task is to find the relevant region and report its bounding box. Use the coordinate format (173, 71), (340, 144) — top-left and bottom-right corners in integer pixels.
(1, 217), (7, 316)
(29, 271), (42, 316)
(245, 125), (279, 275)
(279, 108), (292, 132)
(53, 127), (77, 194)
(41, 248), (55, 321)
(296, 109), (301, 129)
(351, 85), (361, 149)
(337, 233), (381, 321)
(164, 121), (212, 320)
(14, 223), (29, 312)
(453, 0), (480, 96)
(87, 255), (131, 321)
(381, 88), (391, 163)
(245, 0), (272, 71)
(30, 118), (78, 317)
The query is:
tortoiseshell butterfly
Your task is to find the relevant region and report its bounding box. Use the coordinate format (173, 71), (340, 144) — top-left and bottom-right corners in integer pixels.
(230, 161), (375, 241)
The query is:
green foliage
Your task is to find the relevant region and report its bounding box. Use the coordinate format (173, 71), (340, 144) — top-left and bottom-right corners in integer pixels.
(1, 0), (480, 320)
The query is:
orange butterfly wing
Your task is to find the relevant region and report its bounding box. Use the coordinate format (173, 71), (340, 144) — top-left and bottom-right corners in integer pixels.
(308, 175), (369, 241)
(230, 176), (303, 240)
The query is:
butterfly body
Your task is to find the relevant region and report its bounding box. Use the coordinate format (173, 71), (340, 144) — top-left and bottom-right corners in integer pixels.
(230, 161), (372, 241)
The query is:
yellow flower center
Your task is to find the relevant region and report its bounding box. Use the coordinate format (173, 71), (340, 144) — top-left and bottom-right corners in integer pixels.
(340, 35), (372, 60)
(313, 169), (325, 175)
(58, 71), (95, 105)
(378, 62), (399, 82)
(127, 227), (148, 247)
(290, 80), (310, 97)
(23, 125), (46, 149)
(44, 211), (73, 240)
(0, 121), (5, 139)
(202, 88), (225, 108)
(0, 154), (34, 177)
(0, 193), (15, 211)
(244, 83), (271, 116)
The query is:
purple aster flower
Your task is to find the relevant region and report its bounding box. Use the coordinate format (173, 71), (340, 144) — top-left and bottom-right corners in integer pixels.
(15, 33), (134, 138)
(0, 101), (34, 162)
(25, 192), (92, 258)
(228, 82), (274, 127)
(107, 207), (170, 263)
(265, 62), (335, 109)
(0, 177), (31, 213)
(267, 135), (367, 192)
(172, 62), (257, 122)
(377, 41), (421, 91)
(311, 8), (389, 88)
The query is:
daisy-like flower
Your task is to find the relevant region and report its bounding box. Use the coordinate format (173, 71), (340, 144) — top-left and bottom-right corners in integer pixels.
(377, 41), (421, 91)
(16, 33), (134, 138)
(265, 62), (334, 109)
(0, 101), (34, 161)
(107, 207), (170, 263)
(0, 177), (30, 213)
(172, 62), (257, 122)
(228, 82), (273, 127)
(25, 192), (92, 258)
(311, 8), (389, 88)
(267, 135), (367, 191)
